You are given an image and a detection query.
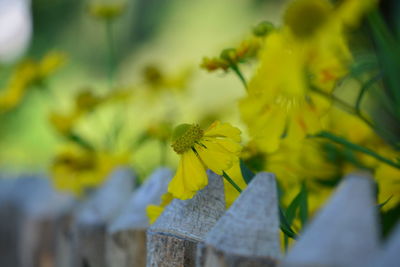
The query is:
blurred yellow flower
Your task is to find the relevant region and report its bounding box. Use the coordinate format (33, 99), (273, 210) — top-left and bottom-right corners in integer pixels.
(49, 111), (80, 136)
(88, 3), (126, 21)
(146, 121), (173, 143)
(239, 0), (375, 153)
(146, 192), (174, 224)
(169, 121), (242, 199)
(51, 144), (130, 196)
(0, 52), (66, 113)
(141, 64), (192, 94)
(201, 36), (264, 73)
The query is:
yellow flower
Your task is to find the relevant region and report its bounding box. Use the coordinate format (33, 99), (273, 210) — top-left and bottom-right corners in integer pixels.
(88, 3), (126, 20)
(239, 0), (375, 153)
(168, 121), (242, 199)
(146, 192), (174, 224)
(201, 36), (264, 73)
(51, 144), (130, 196)
(375, 161), (400, 211)
(49, 111), (80, 136)
(0, 52), (65, 113)
(146, 121), (173, 143)
(141, 64), (192, 94)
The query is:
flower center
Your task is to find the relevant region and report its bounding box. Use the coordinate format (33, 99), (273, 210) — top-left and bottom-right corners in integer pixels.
(284, 0), (332, 38)
(172, 124), (203, 154)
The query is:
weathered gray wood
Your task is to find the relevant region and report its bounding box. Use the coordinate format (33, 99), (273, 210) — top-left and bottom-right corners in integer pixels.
(0, 178), (22, 267)
(147, 170), (226, 267)
(201, 172), (280, 267)
(368, 221), (400, 267)
(0, 175), (74, 267)
(281, 172), (380, 267)
(72, 167), (135, 267)
(17, 177), (74, 267)
(106, 167), (172, 267)
(54, 202), (78, 267)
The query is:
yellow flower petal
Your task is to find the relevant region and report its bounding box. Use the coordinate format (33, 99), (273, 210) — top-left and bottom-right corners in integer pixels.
(224, 162), (247, 208)
(204, 121), (241, 142)
(195, 140), (236, 175)
(168, 150), (208, 199)
(146, 205), (164, 224)
(145, 192), (174, 224)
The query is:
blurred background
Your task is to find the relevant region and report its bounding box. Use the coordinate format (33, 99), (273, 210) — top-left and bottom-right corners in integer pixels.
(0, 0), (287, 180)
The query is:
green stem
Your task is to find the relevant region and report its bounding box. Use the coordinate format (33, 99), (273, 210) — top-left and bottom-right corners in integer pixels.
(222, 171), (242, 193)
(310, 86), (375, 129)
(314, 131), (400, 169)
(355, 73), (382, 114)
(105, 19), (115, 89)
(230, 64), (247, 90)
(160, 140), (167, 166)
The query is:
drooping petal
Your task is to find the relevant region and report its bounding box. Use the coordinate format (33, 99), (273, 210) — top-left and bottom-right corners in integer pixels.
(195, 140), (236, 175)
(146, 192), (174, 224)
(168, 150), (208, 199)
(204, 121), (241, 142)
(208, 138), (242, 155)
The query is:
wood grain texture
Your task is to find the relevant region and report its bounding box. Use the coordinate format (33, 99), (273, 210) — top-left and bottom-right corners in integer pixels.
(281, 172), (380, 267)
(72, 167), (135, 267)
(0, 176), (73, 267)
(147, 171), (225, 267)
(106, 168), (172, 267)
(202, 172), (280, 267)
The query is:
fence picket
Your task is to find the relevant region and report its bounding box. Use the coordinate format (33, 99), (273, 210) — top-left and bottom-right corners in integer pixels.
(106, 168), (172, 267)
(281, 172), (380, 267)
(72, 167), (135, 267)
(147, 171), (225, 267)
(200, 172), (281, 267)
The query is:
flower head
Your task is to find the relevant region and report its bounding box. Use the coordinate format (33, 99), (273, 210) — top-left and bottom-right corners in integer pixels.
(88, 3), (126, 21)
(168, 121), (242, 199)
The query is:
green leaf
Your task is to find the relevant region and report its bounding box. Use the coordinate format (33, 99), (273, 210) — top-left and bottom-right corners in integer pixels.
(239, 159), (255, 184)
(279, 206), (298, 240)
(285, 191), (302, 225)
(377, 195), (393, 210)
(68, 132), (94, 151)
(299, 182), (308, 227)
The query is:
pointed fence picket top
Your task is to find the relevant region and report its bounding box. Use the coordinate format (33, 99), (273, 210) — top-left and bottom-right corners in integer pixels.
(147, 171), (226, 267)
(73, 167), (135, 267)
(368, 221), (400, 267)
(0, 175), (74, 267)
(55, 204), (77, 267)
(106, 167), (172, 267)
(282, 172), (380, 267)
(200, 172), (281, 267)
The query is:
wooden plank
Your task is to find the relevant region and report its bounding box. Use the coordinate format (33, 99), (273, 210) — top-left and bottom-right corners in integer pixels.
(0, 175), (74, 267)
(201, 172), (281, 267)
(282, 172), (380, 267)
(72, 167), (135, 267)
(106, 167), (172, 267)
(147, 171), (226, 267)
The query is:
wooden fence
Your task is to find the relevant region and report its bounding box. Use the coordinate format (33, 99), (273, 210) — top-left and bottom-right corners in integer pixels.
(0, 169), (398, 267)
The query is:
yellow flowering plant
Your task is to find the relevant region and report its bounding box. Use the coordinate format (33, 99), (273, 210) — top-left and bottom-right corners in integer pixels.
(168, 121), (242, 199)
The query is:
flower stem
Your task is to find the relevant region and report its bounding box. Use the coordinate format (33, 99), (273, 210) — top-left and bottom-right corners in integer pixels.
(105, 19), (115, 89)
(222, 171), (242, 193)
(313, 131), (400, 169)
(160, 140), (167, 166)
(230, 64), (247, 90)
(310, 86), (375, 129)
(355, 73), (381, 114)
